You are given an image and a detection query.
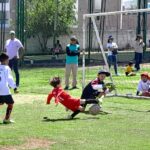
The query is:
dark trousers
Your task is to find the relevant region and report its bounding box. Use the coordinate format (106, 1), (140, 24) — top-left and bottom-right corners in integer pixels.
(134, 52), (143, 71)
(108, 55), (118, 75)
(9, 58), (19, 86)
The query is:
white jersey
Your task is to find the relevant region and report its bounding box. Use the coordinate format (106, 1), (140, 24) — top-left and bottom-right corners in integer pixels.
(5, 38), (23, 60)
(0, 65), (16, 95)
(107, 42), (118, 56)
(137, 80), (150, 93)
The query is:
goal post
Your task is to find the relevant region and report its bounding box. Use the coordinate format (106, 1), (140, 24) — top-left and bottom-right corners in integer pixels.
(82, 8), (150, 98)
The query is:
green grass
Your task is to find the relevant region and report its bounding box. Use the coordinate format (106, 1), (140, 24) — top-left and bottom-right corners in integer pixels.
(0, 66), (150, 150)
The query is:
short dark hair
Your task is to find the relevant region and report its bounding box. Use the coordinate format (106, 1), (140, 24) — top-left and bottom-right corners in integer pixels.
(50, 77), (61, 87)
(128, 61), (133, 66)
(136, 35), (142, 41)
(0, 53), (9, 62)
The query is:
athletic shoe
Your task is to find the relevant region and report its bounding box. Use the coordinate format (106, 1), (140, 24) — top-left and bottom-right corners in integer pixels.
(70, 86), (79, 90)
(3, 119), (15, 124)
(64, 86), (69, 90)
(66, 115), (73, 120)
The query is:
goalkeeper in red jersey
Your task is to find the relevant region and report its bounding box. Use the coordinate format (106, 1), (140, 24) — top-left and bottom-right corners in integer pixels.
(46, 77), (99, 119)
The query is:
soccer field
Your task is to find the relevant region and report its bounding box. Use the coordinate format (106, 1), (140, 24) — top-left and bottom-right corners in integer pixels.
(0, 67), (150, 150)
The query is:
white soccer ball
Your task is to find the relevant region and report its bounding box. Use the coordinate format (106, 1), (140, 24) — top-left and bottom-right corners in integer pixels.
(89, 104), (101, 115)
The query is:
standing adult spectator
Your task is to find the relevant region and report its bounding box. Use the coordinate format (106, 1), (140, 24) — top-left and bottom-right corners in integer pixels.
(64, 36), (80, 90)
(106, 35), (119, 76)
(5, 30), (24, 87)
(134, 35), (145, 71)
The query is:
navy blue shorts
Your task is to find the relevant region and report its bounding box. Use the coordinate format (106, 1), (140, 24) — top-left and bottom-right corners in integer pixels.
(0, 95), (14, 105)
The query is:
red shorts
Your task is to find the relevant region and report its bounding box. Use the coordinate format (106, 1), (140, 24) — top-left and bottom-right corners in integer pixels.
(60, 98), (80, 112)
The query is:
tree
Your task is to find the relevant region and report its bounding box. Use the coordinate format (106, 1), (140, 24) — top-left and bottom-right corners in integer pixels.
(26, 0), (76, 52)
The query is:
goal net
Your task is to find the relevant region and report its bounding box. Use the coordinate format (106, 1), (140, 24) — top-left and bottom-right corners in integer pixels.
(82, 8), (150, 99)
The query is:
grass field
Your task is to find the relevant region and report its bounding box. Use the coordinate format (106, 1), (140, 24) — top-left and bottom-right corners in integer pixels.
(0, 66), (150, 150)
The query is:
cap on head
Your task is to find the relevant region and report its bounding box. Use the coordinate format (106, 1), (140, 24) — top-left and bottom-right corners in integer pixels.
(141, 72), (149, 78)
(98, 70), (110, 77)
(9, 30), (15, 35)
(128, 61), (133, 66)
(108, 35), (113, 40)
(70, 36), (77, 41)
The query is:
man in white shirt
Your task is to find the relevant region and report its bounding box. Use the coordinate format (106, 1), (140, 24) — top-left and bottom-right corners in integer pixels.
(5, 30), (24, 87)
(0, 53), (18, 124)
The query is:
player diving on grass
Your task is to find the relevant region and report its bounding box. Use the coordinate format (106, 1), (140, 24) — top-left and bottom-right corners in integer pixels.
(71, 70), (115, 118)
(46, 77), (101, 119)
(46, 70), (115, 119)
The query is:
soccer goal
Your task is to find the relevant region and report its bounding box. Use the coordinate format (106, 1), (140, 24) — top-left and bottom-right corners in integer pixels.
(82, 8), (150, 99)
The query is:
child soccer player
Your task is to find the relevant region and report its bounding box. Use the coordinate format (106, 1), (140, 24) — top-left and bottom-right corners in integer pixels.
(0, 53), (18, 124)
(71, 70), (115, 118)
(136, 72), (150, 97)
(125, 61), (136, 76)
(46, 77), (100, 119)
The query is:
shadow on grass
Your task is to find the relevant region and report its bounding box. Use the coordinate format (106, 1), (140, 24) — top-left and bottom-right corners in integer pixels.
(83, 111), (112, 115)
(42, 111), (111, 122)
(109, 106), (150, 113)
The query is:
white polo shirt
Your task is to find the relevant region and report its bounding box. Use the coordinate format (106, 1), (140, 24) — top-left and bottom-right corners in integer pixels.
(137, 80), (150, 93)
(0, 65), (16, 95)
(5, 38), (23, 60)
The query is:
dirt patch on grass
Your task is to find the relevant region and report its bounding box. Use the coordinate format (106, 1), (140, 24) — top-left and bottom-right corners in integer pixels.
(0, 138), (56, 150)
(13, 94), (46, 104)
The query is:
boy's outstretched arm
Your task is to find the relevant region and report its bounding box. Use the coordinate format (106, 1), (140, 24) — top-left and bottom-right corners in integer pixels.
(46, 93), (53, 104)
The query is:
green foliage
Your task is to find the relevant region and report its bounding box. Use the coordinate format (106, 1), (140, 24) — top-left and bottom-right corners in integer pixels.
(26, 0), (75, 51)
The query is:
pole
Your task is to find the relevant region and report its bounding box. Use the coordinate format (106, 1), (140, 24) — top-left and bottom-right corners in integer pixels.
(88, 0), (93, 62)
(137, 0), (141, 34)
(91, 16), (117, 95)
(0, 0), (6, 52)
(82, 15), (86, 90)
(143, 0), (147, 52)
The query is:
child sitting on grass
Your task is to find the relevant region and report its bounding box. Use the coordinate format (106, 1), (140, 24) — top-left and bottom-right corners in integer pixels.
(125, 61), (136, 76)
(136, 72), (150, 97)
(46, 77), (100, 119)
(0, 53), (18, 124)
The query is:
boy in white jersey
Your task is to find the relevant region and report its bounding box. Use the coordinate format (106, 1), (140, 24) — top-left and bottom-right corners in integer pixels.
(0, 53), (18, 124)
(136, 72), (150, 97)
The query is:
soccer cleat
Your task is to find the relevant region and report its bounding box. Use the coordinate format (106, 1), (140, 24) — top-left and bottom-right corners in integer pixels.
(71, 86), (79, 90)
(66, 115), (73, 120)
(64, 86), (69, 90)
(3, 119), (15, 124)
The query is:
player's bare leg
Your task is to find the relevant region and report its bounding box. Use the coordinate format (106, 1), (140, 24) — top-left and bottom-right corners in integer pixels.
(3, 104), (14, 124)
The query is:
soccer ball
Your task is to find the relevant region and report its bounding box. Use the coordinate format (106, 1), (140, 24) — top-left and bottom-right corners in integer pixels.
(89, 104), (101, 115)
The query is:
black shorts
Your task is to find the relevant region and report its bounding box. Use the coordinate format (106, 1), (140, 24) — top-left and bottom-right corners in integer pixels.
(0, 95), (14, 105)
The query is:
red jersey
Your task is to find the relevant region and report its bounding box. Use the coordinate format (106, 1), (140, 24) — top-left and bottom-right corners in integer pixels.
(47, 87), (80, 112)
